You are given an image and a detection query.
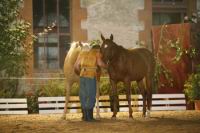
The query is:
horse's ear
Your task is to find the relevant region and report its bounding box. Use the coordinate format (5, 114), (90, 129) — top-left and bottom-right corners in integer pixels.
(110, 34), (113, 41)
(101, 34), (105, 41)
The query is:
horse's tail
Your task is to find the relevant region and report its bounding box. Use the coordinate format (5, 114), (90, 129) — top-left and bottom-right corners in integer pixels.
(147, 56), (157, 112)
(152, 57), (158, 94)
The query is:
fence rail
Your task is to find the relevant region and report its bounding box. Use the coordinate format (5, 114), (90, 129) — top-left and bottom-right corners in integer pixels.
(0, 94), (186, 115)
(0, 98), (28, 115)
(38, 94), (186, 114)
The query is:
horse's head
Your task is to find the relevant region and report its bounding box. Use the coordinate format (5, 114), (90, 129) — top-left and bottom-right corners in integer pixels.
(100, 34), (115, 62)
(80, 42), (91, 51)
(78, 41), (101, 51)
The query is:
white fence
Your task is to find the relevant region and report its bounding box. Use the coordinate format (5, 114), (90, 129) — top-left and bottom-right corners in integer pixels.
(0, 94), (186, 115)
(38, 96), (80, 114)
(0, 98), (28, 115)
(38, 94), (186, 114)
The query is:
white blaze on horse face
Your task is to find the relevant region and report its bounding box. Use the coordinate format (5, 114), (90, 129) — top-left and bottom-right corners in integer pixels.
(104, 44), (108, 48)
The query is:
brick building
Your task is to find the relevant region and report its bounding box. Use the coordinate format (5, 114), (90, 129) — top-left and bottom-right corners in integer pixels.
(19, 0), (200, 93)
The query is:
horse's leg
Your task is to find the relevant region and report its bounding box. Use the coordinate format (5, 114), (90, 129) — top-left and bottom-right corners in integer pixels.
(125, 81), (133, 119)
(146, 91), (152, 117)
(62, 81), (71, 120)
(95, 81), (101, 119)
(146, 77), (152, 118)
(110, 79), (118, 119)
(137, 80), (146, 117)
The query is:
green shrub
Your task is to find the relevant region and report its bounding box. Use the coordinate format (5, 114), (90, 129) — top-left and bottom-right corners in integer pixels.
(36, 78), (139, 97)
(184, 65), (200, 102)
(38, 80), (65, 97)
(99, 78), (111, 95)
(18, 88), (39, 114)
(20, 78), (140, 113)
(70, 83), (79, 96)
(37, 80), (79, 96)
(100, 78), (138, 95)
(26, 90), (39, 114)
(0, 79), (19, 98)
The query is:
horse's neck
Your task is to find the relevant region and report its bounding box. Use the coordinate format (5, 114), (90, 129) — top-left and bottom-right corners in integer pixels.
(109, 44), (125, 62)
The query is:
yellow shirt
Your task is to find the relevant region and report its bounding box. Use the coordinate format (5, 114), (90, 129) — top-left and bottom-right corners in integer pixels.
(79, 49), (99, 78)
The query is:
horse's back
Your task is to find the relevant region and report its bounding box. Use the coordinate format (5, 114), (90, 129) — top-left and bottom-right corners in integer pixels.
(130, 48), (155, 68)
(63, 43), (81, 83)
(130, 48), (153, 58)
(116, 48), (155, 80)
(127, 47), (154, 65)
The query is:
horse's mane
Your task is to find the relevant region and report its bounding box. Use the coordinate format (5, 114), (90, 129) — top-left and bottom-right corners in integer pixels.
(111, 41), (147, 54)
(64, 42), (81, 65)
(109, 40), (126, 51)
(65, 41), (91, 62)
(115, 43), (126, 51)
(109, 41), (127, 60)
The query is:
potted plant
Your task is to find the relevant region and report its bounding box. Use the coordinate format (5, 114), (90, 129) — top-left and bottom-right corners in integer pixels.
(184, 65), (200, 110)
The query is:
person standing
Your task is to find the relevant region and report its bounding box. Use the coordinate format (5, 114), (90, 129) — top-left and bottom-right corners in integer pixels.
(74, 44), (106, 122)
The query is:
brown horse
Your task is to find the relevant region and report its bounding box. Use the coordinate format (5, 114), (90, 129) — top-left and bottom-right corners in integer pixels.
(62, 42), (101, 120)
(100, 34), (155, 119)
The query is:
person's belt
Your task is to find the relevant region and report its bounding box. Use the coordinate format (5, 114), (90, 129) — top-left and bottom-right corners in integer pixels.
(82, 67), (97, 71)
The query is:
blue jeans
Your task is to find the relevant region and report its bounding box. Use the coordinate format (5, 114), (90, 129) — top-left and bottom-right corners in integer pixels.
(79, 77), (96, 110)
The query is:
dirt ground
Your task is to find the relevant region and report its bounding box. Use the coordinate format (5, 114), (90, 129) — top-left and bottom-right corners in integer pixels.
(0, 111), (200, 133)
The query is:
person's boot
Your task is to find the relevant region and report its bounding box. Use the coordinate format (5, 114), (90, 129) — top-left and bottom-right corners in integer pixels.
(82, 109), (88, 121)
(88, 108), (97, 122)
(81, 108), (84, 120)
(86, 109), (91, 121)
(90, 109), (94, 120)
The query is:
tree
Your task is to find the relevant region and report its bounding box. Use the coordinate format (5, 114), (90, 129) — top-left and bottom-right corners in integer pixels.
(0, 0), (33, 97)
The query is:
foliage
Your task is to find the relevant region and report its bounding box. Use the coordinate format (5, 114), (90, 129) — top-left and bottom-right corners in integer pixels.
(71, 83), (80, 96)
(170, 38), (197, 63)
(38, 80), (65, 97)
(154, 23), (198, 90)
(90, 39), (101, 46)
(154, 57), (173, 89)
(184, 65), (200, 102)
(99, 78), (111, 95)
(19, 79), (140, 113)
(0, 79), (19, 98)
(0, 0), (33, 76)
(0, 0), (34, 97)
(154, 25), (175, 89)
(33, 78), (139, 97)
(36, 80), (79, 96)
(25, 89), (39, 114)
(100, 78), (138, 95)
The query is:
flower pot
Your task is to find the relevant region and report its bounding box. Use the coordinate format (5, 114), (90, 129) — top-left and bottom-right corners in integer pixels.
(194, 100), (200, 110)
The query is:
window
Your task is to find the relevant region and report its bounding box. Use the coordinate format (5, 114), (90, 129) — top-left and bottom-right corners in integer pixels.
(152, 0), (187, 25)
(33, 0), (70, 70)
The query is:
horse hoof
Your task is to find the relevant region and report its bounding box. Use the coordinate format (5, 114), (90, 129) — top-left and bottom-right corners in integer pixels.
(146, 111), (151, 118)
(146, 114), (151, 118)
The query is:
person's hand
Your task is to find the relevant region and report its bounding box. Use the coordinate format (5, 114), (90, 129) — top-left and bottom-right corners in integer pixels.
(74, 67), (80, 75)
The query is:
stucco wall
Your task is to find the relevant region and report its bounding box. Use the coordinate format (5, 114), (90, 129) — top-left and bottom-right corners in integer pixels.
(81, 0), (144, 49)
(197, 0), (200, 10)
(198, 0), (200, 19)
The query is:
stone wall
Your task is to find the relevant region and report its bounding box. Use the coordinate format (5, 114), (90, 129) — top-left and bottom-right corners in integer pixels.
(197, 0), (200, 10)
(81, 0), (144, 49)
(197, 0), (200, 18)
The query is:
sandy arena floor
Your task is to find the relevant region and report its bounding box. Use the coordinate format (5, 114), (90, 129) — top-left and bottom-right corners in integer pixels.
(0, 111), (200, 133)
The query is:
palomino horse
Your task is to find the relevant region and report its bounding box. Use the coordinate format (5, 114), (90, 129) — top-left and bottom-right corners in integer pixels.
(100, 34), (155, 119)
(62, 42), (101, 119)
